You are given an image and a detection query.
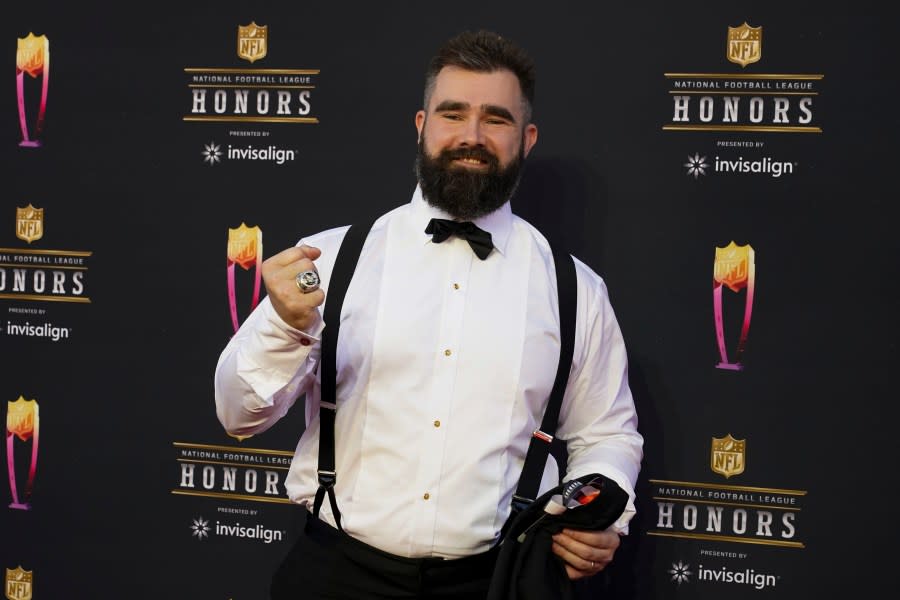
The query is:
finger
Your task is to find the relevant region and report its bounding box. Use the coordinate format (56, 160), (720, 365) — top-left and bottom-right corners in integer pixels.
(298, 244), (321, 260)
(265, 258), (318, 295)
(554, 530), (617, 570)
(560, 528), (620, 552)
(551, 531), (598, 560)
(264, 260), (322, 305)
(552, 541), (611, 582)
(551, 539), (595, 574)
(274, 257), (318, 283)
(265, 244), (321, 268)
(559, 529), (619, 566)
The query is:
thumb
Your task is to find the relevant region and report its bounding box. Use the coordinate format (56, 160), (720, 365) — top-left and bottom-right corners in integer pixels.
(299, 244), (322, 260)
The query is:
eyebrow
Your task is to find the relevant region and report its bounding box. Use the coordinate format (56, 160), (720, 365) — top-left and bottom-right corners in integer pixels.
(433, 100), (517, 124)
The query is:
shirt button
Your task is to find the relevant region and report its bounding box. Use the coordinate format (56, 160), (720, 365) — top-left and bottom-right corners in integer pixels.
(300, 338), (311, 346)
(433, 420), (441, 428)
(444, 349), (452, 356)
(423, 493), (431, 500)
(453, 283), (460, 290)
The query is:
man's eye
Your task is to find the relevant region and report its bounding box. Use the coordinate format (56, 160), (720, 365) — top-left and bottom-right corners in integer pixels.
(442, 113), (463, 121)
(485, 118), (508, 125)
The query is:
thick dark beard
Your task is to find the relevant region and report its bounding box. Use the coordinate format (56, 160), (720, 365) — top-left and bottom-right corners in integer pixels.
(415, 135), (525, 221)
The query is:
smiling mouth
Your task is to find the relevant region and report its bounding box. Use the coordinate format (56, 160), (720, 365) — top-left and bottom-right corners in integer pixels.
(453, 157), (489, 168)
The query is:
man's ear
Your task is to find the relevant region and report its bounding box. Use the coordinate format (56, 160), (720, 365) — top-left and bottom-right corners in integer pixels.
(415, 110), (426, 142)
(523, 123), (538, 157)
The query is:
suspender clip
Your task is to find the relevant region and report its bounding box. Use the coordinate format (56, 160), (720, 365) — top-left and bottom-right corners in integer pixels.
(511, 493), (533, 515)
(532, 429), (554, 444)
(317, 469), (336, 488)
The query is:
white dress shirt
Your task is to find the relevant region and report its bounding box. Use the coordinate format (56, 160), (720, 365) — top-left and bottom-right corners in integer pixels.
(214, 186), (643, 559)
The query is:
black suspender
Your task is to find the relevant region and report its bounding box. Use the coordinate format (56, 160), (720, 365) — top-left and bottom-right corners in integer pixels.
(508, 242), (577, 522)
(313, 220), (375, 530)
(313, 222), (578, 534)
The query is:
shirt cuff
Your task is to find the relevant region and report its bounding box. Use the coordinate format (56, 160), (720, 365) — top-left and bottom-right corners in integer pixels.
(235, 303), (323, 400)
(265, 300), (325, 345)
(564, 463), (637, 535)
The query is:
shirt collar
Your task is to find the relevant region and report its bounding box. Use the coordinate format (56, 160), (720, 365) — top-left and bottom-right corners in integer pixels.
(411, 185), (513, 256)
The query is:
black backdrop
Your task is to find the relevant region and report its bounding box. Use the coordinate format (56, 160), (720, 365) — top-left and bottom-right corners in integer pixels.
(3, 2), (897, 598)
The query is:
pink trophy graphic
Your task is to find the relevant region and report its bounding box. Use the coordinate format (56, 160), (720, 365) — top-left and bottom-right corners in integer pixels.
(713, 241), (755, 370)
(227, 223), (263, 333)
(7, 397), (40, 510)
(16, 33), (50, 147)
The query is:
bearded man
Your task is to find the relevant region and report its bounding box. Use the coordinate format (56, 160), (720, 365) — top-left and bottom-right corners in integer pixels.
(215, 29), (643, 600)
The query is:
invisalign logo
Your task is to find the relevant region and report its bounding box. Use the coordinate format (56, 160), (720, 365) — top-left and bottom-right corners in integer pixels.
(684, 152), (797, 178)
(3, 321), (70, 341)
(215, 520), (285, 543)
(201, 141), (296, 165)
(698, 564), (779, 590)
(227, 144), (296, 164)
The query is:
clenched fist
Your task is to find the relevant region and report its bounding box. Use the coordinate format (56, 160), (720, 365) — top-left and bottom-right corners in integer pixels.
(261, 244), (325, 331)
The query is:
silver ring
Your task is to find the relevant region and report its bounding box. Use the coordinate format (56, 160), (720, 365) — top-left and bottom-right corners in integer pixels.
(295, 270), (320, 293)
(590, 560), (596, 569)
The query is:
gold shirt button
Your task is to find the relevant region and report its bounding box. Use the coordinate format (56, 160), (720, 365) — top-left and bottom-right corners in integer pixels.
(423, 493), (430, 500)
(434, 420), (441, 428)
(444, 349), (452, 356)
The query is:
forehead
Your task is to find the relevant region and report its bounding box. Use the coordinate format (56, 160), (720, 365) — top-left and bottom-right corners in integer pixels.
(428, 66), (524, 117)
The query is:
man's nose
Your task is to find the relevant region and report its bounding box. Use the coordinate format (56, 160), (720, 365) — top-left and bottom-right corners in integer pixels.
(459, 118), (485, 146)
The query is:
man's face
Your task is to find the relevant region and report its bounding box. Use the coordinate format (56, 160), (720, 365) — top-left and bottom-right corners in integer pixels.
(414, 66), (538, 220)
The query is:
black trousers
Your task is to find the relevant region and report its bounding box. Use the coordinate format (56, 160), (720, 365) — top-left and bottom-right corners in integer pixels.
(271, 511), (499, 600)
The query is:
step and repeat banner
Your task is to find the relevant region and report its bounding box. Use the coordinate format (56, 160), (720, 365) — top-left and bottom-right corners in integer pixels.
(2, 3), (896, 599)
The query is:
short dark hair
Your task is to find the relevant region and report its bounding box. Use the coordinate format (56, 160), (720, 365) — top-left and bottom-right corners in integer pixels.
(424, 30), (536, 123)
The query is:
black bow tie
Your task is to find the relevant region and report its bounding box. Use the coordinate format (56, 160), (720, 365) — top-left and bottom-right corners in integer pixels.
(425, 218), (494, 260)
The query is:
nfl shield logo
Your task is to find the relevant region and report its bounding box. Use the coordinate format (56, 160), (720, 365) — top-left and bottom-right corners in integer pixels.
(711, 434), (746, 478)
(16, 33), (47, 78)
(7, 397), (38, 442)
(727, 22), (762, 67)
(714, 241), (754, 293)
(15, 204), (43, 244)
(227, 223), (261, 270)
(5, 566), (33, 600)
(238, 22), (267, 63)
